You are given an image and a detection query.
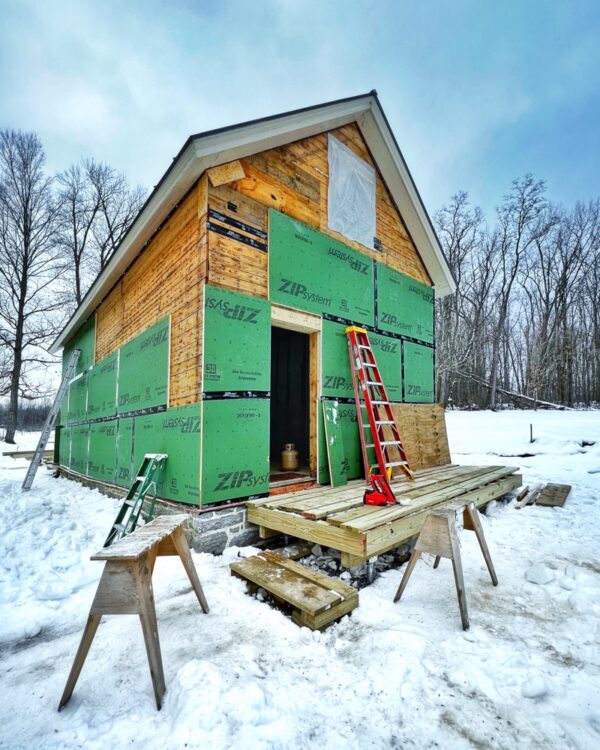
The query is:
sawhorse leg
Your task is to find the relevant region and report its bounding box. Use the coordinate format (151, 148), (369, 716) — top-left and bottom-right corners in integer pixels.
(393, 509), (470, 630)
(58, 556), (166, 711)
(433, 503), (498, 586)
(464, 502), (498, 586)
(58, 613), (101, 711)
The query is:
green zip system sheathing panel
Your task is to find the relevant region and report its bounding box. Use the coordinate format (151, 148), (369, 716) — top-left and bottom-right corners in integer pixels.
(87, 352), (118, 420)
(88, 421), (117, 483)
(70, 424), (89, 474)
(67, 375), (88, 424)
(321, 320), (401, 401)
(63, 314), (96, 377)
(115, 417), (134, 487)
(133, 404), (200, 504)
(322, 400), (348, 487)
(201, 399), (269, 504)
(117, 317), (169, 414)
(318, 399), (366, 484)
(58, 426), (71, 468)
(204, 285), (271, 392)
(376, 263), (434, 343)
(403, 342), (435, 402)
(269, 210), (375, 325)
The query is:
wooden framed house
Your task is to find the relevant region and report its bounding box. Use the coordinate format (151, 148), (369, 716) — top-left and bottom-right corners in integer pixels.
(51, 92), (467, 552)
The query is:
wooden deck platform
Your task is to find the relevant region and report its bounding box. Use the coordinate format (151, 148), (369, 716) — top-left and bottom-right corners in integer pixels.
(247, 464), (521, 568)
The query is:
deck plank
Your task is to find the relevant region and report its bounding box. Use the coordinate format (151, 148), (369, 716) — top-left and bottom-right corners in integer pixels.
(246, 465), (520, 568)
(342, 467), (516, 533)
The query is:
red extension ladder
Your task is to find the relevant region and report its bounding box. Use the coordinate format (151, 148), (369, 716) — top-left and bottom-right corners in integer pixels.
(346, 326), (414, 505)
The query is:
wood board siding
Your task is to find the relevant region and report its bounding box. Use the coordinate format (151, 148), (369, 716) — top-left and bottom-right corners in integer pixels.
(96, 182), (205, 407)
(205, 122), (430, 299)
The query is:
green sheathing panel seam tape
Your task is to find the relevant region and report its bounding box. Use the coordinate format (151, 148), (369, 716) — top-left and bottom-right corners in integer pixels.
(269, 209), (375, 325)
(203, 285), (271, 392)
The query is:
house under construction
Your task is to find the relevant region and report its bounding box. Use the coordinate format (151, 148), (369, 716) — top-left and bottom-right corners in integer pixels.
(50, 92), (519, 556)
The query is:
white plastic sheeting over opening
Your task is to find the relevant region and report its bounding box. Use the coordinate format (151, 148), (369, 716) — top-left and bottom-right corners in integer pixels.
(327, 134), (376, 249)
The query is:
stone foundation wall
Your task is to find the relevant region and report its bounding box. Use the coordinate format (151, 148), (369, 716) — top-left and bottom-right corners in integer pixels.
(154, 502), (260, 554)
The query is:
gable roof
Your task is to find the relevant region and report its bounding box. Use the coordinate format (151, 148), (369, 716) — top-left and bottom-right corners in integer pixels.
(51, 91), (455, 352)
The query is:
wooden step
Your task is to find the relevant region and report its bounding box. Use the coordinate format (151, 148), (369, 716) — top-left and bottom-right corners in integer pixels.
(230, 550), (358, 630)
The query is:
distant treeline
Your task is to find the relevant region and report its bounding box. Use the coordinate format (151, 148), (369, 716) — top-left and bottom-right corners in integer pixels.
(0, 401), (51, 434)
(435, 178), (599, 409)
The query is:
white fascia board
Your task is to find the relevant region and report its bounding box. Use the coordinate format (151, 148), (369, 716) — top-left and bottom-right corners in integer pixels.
(357, 108), (456, 297)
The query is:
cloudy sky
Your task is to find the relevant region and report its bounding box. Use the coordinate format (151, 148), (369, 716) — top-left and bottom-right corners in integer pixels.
(1, 0), (599, 217)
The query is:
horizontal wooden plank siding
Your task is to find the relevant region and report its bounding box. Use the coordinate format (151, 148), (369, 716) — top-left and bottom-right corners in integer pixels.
(205, 123), (431, 300)
(96, 182), (205, 407)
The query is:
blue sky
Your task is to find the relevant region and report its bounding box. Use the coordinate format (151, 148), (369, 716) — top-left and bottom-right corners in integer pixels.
(1, 0), (599, 217)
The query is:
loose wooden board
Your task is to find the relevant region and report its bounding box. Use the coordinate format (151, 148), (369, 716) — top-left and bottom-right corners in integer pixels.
(536, 483), (571, 507)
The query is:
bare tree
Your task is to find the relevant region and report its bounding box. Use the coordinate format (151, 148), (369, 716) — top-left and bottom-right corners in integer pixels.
(56, 162), (102, 306)
(0, 130), (64, 443)
(88, 162), (145, 273)
(57, 159), (146, 309)
(488, 175), (554, 409)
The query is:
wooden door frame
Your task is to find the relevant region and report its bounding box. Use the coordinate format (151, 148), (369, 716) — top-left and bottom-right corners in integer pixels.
(271, 305), (321, 476)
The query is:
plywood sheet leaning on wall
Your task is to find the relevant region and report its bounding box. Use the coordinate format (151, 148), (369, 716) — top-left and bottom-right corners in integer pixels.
(203, 285), (271, 392)
(322, 400), (348, 487)
(201, 399), (269, 504)
(389, 404), (451, 470)
(318, 399), (365, 484)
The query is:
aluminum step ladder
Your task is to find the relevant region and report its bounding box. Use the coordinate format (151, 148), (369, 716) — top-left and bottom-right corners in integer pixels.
(346, 326), (414, 505)
(104, 454), (168, 547)
(22, 349), (81, 491)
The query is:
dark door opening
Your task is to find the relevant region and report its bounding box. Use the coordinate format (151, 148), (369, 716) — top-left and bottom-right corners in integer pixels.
(270, 326), (311, 482)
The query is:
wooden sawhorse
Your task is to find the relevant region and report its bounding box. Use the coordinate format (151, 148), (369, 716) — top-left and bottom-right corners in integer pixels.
(58, 514), (209, 711)
(393, 501), (497, 630)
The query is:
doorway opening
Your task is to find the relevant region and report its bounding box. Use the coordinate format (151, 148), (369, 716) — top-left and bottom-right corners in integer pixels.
(270, 326), (312, 486)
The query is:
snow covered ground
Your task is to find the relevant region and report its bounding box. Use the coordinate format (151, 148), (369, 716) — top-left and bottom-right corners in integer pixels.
(1, 411), (599, 750)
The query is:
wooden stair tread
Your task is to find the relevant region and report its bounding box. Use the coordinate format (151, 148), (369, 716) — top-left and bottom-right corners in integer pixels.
(230, 551), (358, 624)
